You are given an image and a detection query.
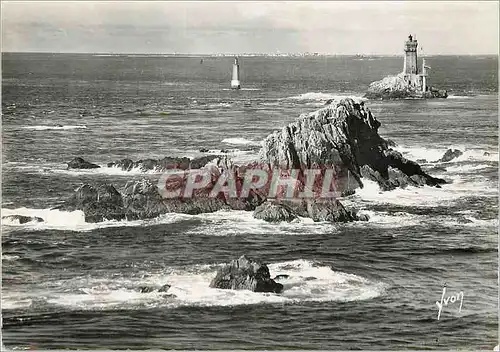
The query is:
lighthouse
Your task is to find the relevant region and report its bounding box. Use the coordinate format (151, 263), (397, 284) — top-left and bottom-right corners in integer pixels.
(403, 34), (418, 75)
(231, 57), (241, 90)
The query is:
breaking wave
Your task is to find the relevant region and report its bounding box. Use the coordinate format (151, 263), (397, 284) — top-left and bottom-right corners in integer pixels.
(221, 137), (261, 146)
(22, 125), (87, 131)
(1, 259), (385, 311)
(285, 92), (366, 102)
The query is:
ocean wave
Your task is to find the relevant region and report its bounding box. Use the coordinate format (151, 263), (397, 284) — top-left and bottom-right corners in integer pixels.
(397, 145), (498, 164)
(54, 165), (164, 176)
(1, 207), (192, 232)
(202, 148), (254, 156)
(445, 164), (494, 173)
(207, 102), (233, 108)
(351, 210), (421, 228)
(1, 259), (384, 311)
(2, 254), (20, 261)
(221, 88), (261, 91)
(285, 92), (366, 102)
(22, 125), (87, 131)
(354, 178), (497, 207)
(446, 95), (474, 99)
(184, 210), (342, 236)
(221, 137), (261, 146)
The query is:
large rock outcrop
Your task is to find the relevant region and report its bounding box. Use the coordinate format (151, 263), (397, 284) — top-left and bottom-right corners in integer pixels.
(54, 184), (125, 222)
(56, 98), (445, 223)
(434, 148), (463, 163)
(209, 255), (283, 293)
(259, 98), (445, 193)
(365, 73), (447, 100)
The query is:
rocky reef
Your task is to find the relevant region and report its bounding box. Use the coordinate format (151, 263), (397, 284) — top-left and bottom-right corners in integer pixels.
(57, 98), (446, 223)
(209, 255), (283, 293)
(365, 73), (447, 100)
(107, 155), (219, 172)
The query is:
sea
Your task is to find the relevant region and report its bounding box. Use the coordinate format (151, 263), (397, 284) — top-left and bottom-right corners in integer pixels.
(1, 53), (498, 350)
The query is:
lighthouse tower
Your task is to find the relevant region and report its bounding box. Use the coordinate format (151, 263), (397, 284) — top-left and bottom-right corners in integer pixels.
(403, 34), (418, 75)
(231, 57), (241, 90)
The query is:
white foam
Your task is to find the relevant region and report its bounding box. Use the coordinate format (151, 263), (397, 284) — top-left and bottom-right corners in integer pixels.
(184, 210), (341, 236)
(355, 178), (497, 207)
(22, 125), (87, 131)
(204, 149), (254, 156)
(1, 207), (192, 232)
(445, 164), (493, 173)
(353, 210), (421, 228)
(396, 145), (498, 163)
(221, 137), (261, 146)
(2, 254), (20, 261)
(349, 210), (498, 229)
(55, 165), (164, 176)
(447, 95), (473, 99)
(2, 259), (384, 311)
(207, 102), (233, 108)
(1, 297), (33, 310)
(285, 92), (366, 102)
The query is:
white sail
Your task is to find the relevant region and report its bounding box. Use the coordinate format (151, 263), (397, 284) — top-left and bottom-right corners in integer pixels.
(231, 57), (241, 89)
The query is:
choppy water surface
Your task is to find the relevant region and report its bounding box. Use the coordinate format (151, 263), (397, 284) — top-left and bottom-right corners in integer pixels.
(2, 53), (498, 350)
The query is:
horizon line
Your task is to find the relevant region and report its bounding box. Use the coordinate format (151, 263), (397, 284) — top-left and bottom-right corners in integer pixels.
(2, 51), (498, 57)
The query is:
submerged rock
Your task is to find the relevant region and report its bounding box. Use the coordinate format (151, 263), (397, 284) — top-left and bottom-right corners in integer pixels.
(67, 157), (100, 169)
(210, 255), (283, 293)
(435, 149), (463, 163)
(2, 215), (44, 224)
(253, 201), (298, 223)
(139, 284), (171, 293)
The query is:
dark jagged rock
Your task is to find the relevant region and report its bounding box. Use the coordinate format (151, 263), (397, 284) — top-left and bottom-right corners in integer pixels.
(158, 284), (171, 293)
(416, 159), (427, 164)
(107, 155), (218, 172)
(259, 98), (445, 193)
(199, 148), (210, 153)
(122, 178), (229, 220)
(435, 149), (463, 163)
(2, 215), (44, 224)
(54, 183), (125, 222)
(139, 284), (171, 293)
(139, 286), (156, 293)
(59, 157), (267, 222)
(253, 201), (298, 223)
(306, 199), (355, 222)
(210, 255), (283, 293)
(67, 157), (100, 169)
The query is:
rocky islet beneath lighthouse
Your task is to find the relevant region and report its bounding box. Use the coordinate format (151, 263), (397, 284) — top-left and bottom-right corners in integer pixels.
(365, 35), (448, 100)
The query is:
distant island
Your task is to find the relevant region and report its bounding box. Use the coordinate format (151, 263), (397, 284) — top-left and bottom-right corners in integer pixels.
(365, 35), (448, 100)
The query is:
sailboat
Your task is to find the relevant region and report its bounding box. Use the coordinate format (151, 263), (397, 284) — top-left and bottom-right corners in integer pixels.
(231, 57), (241, 90)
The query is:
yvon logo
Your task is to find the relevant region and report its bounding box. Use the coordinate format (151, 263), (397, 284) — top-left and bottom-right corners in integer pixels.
(435, 283), (464, 320)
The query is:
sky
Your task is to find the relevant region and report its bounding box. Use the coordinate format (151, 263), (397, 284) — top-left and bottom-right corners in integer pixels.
(2, 1), (499, 55)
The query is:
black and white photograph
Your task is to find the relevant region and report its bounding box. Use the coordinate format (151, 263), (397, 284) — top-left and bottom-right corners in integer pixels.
(1, 1), (498, 350)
